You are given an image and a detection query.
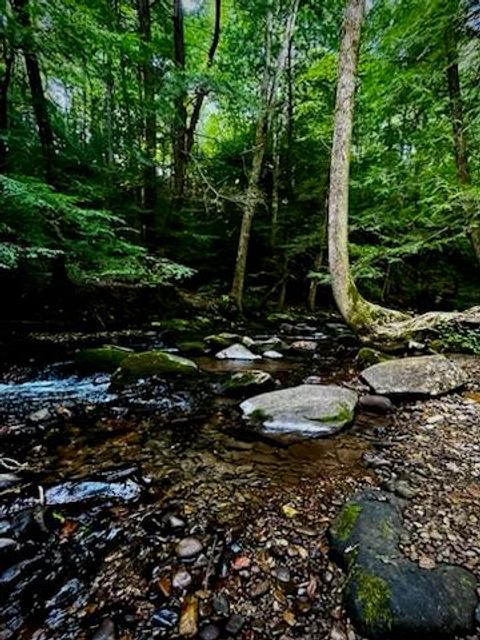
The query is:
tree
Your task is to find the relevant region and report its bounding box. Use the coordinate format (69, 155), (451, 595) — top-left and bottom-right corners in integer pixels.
(327, 0), (479, 345)
(230, 0), (300, 310)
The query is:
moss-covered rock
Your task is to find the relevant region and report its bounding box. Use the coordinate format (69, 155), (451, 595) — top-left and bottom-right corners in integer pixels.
(112, 350), (198, 384)
(205, 332), (241, 348)
(177, 340), (206, 356)
(356, 347), (392, 367)
(329, 492), (478, 639)
(74, 345), (133, 372)
(223, 370), (274, 396)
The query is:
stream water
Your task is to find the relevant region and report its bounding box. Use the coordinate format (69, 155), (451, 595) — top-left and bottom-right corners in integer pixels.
(0, 320), (382, 640)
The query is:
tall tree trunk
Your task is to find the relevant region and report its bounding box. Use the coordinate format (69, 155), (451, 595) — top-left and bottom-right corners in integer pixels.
(270, 120), (281, 247)
(138, 0), (157, 244)
(0, 43), (13, 173)
(172, 0), (187, 211)
(327, 0), (407, 332)
(230, 0), (300, 310)
(12, 0), (56, 184)
(444, 28), (480, 264)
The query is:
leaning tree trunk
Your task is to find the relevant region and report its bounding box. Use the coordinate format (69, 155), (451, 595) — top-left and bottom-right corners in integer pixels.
(326, 0), (480, 346)
(0, 45), (13, 173)
(327, 0), (408, 336)
(172, 0), (187, 212)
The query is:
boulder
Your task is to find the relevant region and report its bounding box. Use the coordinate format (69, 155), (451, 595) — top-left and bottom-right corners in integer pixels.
(112, 350), (198, 384)
(361, 355), (467, 397)
(240, 384), (357, 439)
(263, 350), (283, 359)
(177, 340), (206, 356)
(223, 370), (274, 396)
(329, 492), (478, 640)
(215, 344), (261, 361)
(74, 345), (133, 372)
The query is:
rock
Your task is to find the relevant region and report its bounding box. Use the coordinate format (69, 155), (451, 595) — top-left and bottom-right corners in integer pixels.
(177, 341), (206, 356)
(359, 395), (395, 414)
(215, 344), (261, 361)
(212, 593), (230, 617)
(304, 375), (322, 385)
(74, 346), (132, 372)
(0, 538), (17, 557)
(92, 618), (116, 640)
(240, 384), (357, 440)
(290, 340), (318, 353)
(274, 567), (291, 583)
(199, 623), (220, 640)
(263, 350), (283, 359)
(179, 595), (198, 637)
(0, 474), (20, 490)
(205, 333), (241, 348)
(394, 480), (418, 500)
(27, 408), (50, 423)
(357, 348), (392, 367)
(361, 355), (467, 397)
(172, 569), (192, 589)
(112, 350), (198, 384)
(44, 479), (141, 505)
(152, 608), (179, 629)
(224, 370), (274, 396)
(225, 614), (246, 636)
(329, 492), (478, 640)
(176, 537), (203, 559)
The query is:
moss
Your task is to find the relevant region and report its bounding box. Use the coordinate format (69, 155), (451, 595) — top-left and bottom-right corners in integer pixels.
(75, 346), (132, 372)
(357, 347), (392, 367)
(177, 340), (206, 355)
(355, 570), (393, 630)
(114, 350), (198, 383)
(332, 503), (362, 542)
(317, 403), (354, 425)
(249, 408), (270, 423)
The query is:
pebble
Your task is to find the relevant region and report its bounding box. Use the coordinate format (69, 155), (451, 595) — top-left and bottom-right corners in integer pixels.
(152, 608), (178, 629)
(274, 567), (291, 583)
(172, 569), (192, 589)
(225, 614), (246, 636)
(199, 623), (220, 640)
(92, 619), (116, 640)
(212, 593), (230, 617)
(359, 394), (394, 414)
(395, 480), (418, 500)
(27, 408), (50, 422)
(176, 537), (203, 558)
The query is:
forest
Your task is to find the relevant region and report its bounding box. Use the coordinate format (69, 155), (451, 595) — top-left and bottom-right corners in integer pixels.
(1, 0), (480, 639)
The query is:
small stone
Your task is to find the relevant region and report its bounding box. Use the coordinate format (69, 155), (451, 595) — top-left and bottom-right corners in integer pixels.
(290, 341), (317, 353)
(274, 567), (291, 583)
(395, 480), (418, 500)
(27, 408), (50, 423)
(92, 619), (116, 640)
(358, 395), (394, 414)
(251, 579), (270, 599)
(179, 595), (198, 637)
(304, 376), (322, 384)
(176, 537), (203, 558)
(152, 608), (178, 629)
(172, 569), (192, 589)
(215, 344), (261, 361)
(167, 515), (186, 530)
(263, 350), (283, 359)
(225, 614), (245, 635)
(212, 593), (230, 617)
(199, 624), (220, 640)
(0, 538), (17, 555)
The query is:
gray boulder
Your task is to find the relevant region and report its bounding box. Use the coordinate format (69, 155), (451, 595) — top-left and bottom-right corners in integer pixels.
(240, 384), (357, 439)
(361, 355), (467, 397)
(224, 370), (274, 396)
(329, 492), (478, 640)
(215, 344), (261, 361)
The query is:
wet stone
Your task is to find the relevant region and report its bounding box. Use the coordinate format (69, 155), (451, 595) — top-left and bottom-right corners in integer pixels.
(274, 567), (291, 583)
(199, 623), (220, 640)
(152, 608), (179, 629)
(358, 395), (394, 414)
(212, 593), (230, 617)
(172, 569), (192, 589)
(92, 618), (116, 640)
(0, 538), (17, 556)
(176, 537), (203, 558)
(225, 614), (246, 636)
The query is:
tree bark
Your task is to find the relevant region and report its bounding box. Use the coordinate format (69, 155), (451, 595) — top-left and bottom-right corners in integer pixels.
(12, 0), (56, 184)
(137, 0), (157, 243)
(444, 27), (480, 264)
(0, 42), (13, 173)
(172, 0), (187, 211)
(327, 0), (408, 334)
(230, 0), (300, 310)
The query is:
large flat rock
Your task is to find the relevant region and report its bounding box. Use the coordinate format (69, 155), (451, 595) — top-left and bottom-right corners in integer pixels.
(240, 384), (357, 439)
(361, 355), (467, 397)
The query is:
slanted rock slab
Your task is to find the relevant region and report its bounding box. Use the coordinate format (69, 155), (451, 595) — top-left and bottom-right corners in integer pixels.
(240, 384), (357, 439)
(215, 344), (261, 361)
(361, 355), (467, 397)
(329, 492), (478, 640)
